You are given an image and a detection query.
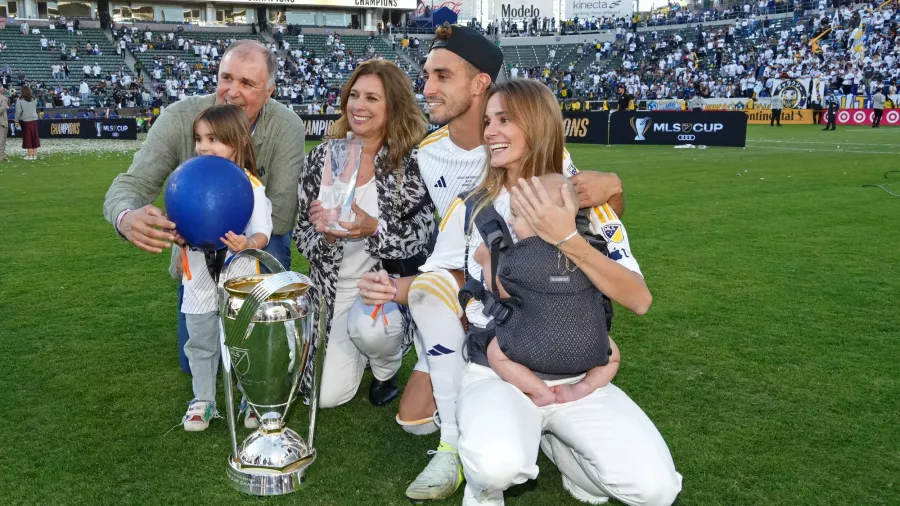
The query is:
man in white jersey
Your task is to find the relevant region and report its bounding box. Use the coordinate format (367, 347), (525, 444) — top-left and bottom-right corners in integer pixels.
(360, 24), (625, 502)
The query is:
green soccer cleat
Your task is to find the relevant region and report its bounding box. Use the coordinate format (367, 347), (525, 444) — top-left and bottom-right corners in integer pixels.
(406, 441), (464, 503)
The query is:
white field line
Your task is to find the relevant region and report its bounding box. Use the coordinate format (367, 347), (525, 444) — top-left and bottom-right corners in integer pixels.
(747, 139), (900, 147)
(745, 145), (900, 155)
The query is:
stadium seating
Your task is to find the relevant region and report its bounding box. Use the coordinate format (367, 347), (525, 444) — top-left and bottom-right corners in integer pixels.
(0, 26), (135, 90)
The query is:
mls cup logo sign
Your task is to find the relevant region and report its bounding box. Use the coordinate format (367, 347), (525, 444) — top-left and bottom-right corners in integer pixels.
(630, 117), (652, 141)
(96, 122), (102, 137)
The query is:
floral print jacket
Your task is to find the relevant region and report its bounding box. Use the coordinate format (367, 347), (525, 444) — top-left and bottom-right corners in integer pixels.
(294, 141), (435, 391)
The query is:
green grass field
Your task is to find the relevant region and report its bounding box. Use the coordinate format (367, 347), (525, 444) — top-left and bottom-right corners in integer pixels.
(1, 125), (898, 506)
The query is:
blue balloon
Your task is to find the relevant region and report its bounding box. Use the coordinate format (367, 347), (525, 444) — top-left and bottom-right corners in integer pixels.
(165, 155), (254, 251)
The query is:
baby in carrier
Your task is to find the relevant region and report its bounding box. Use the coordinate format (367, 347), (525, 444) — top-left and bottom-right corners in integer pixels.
(474, 174), (620, 406)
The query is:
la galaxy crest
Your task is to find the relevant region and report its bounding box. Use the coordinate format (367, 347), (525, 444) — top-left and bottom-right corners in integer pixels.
(601, 224), (624, 243)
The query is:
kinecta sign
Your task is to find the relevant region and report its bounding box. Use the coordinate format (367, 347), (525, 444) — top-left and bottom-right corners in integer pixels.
(207, 0), (415, 9)
(566, 0), (632, 21)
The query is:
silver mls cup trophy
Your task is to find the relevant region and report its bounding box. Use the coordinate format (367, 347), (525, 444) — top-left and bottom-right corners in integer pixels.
(217, 249), (326, 495)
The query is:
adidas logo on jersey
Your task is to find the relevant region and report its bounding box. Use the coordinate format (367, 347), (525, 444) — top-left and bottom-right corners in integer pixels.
(426, 344), (455, 356)
(434, 176), (447, 188)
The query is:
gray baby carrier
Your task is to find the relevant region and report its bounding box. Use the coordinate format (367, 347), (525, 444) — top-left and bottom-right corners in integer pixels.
(457, 191), (614, 380)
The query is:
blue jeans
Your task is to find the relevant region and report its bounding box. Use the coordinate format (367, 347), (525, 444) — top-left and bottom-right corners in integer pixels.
(177, 284), (191, 374)
(261, 232), (293, 272)
(177, 233), (292, 373)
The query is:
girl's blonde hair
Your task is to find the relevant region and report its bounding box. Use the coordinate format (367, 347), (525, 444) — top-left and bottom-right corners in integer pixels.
(329, 59), (427, 173)
(467, 79), (565, 225)
(193, 104), (258, 176)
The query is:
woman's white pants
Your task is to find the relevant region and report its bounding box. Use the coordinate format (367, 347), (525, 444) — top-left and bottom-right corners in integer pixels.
(318, 285), (405, 408)
(457, 364), (682, 506)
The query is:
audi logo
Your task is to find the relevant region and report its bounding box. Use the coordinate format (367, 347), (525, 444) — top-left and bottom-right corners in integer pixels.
(677, 134), (696, 141)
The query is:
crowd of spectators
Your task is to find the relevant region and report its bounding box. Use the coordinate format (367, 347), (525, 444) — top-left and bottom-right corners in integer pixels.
(500, 0), (899, 104)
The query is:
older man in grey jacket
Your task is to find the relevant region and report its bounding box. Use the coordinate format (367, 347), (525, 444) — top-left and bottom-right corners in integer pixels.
(103, 40), (304, 374)
(103, 39), (304, 267)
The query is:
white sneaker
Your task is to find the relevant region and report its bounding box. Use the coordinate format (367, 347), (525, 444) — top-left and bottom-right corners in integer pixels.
(238, 397), (259, 429)
(405, 441), (464, 502)
(182, 399), (217, 432)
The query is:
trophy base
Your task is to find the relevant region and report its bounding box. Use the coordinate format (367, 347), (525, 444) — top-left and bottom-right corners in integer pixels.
(226, 427), (317, 496)
(227, 451), (316, 495)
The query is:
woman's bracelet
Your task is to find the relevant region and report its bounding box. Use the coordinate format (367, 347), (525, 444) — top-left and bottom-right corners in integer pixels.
(248, 237), (257, 249)
(574, 248), (590, 270)
(554, 230), (578, 248)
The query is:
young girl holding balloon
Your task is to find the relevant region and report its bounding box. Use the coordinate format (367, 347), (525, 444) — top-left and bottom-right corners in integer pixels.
(176, 104), (272, 432)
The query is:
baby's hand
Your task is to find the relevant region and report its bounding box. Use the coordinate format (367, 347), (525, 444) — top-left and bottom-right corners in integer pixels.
(528, 387), (557, 407)
(221, 231), (250, 252)
(551, 381), (593, 404)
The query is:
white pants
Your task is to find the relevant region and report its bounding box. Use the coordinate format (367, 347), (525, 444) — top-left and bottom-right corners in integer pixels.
(318, 285), (405, 408)
(458, 364), (682, 506)
(407, 270), (467, 446)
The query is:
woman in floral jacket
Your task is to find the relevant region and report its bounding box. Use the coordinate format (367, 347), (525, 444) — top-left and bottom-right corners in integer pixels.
(295, 60), (434, 408)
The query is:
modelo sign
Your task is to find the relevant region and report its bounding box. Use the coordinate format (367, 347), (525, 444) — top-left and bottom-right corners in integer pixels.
(494, 0), (553, 20)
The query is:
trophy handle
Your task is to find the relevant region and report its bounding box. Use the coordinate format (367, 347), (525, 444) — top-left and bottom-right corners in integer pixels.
(224, 270), (311, 349)
(307, 296), (328, 449)
(221, 247), (286, 279)
(219, 322), (240, 461)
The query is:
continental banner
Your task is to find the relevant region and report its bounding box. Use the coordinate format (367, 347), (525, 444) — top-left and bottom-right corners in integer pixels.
(746, 108), (813, 125)
(562, 111), (609, 144)
(609, 111), (747, 147)
(7, 118), (137, 139)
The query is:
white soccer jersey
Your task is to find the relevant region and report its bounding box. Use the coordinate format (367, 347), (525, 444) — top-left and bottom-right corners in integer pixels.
(417, 126), (488, 218)
(417, 126), (580, 219)
(181, 171), (273, 315)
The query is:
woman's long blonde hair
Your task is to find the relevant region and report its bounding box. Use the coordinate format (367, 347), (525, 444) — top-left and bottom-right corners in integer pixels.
(329, 59), (427, 173)
(467, 79), (565, 224)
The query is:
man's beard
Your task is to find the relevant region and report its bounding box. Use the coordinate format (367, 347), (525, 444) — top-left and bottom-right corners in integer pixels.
(428, 94), (470, 126)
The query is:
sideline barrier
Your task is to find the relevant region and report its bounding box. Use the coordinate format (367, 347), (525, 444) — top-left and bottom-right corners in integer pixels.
(7, 118), (138, 140)
(301, 111), (749, 147)
(818, 109), (900, 126)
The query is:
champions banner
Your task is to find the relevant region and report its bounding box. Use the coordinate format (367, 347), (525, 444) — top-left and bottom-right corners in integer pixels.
(562, 111), (609, 144)
(769, 78), (826, 109)
(746, 109), (813, 125)
(301, 114), (340, 141)
(7, 118), (138, 139)
(819, 109), (900, 126)
(609, 111), (747, 147)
